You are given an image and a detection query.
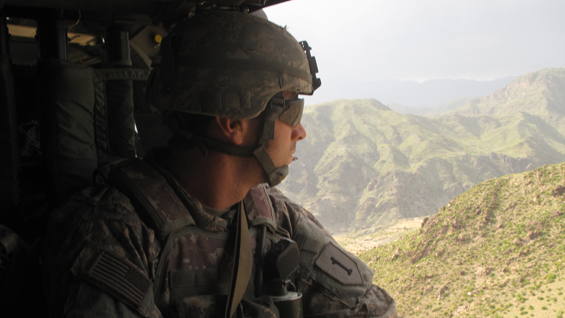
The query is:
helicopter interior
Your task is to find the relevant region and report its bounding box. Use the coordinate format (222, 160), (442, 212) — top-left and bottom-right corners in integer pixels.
(0, 0), (289, 238)
(0, 3), (290, 315)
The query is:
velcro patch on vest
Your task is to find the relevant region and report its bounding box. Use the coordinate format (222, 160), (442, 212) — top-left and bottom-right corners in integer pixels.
(72, 245), (152, 313)
(244, 185), (276, 230)
(295, 234), (323, 253)
(315, 243), (363, 286)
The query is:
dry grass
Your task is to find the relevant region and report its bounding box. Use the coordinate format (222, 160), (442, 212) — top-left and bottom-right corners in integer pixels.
(354, 163), (565, 317)
(502, 280), (565, 318)
(335, 217), (424, 254)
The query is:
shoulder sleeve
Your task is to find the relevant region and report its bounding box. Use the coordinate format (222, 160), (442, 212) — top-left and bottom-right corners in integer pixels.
(42, 186), (162, 318)
(267, 187), (332, 239)
(267, 187), (398, 318)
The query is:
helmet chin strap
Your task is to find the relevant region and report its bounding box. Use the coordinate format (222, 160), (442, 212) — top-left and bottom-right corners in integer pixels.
(169, 132), (288, 187)
(168, 93), (290, 187)
(253, 145), (289, 187)
(251, 92), (289, 187)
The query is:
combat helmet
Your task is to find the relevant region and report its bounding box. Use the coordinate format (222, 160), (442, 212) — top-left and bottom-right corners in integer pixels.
(147, 10), (321, 186)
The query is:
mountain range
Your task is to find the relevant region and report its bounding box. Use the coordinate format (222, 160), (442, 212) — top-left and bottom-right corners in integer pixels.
(278, 68), (565, 234)
(306, 77), (515, 107)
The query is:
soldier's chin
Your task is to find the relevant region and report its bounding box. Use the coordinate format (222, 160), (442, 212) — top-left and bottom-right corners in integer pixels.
(287, 154), (297, 165)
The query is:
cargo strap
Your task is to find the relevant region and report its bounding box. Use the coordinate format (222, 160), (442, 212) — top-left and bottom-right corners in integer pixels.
(93, 68), (151, 165)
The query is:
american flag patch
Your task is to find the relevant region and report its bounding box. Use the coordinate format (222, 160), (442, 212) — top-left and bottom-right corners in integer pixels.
(78, 248), (152, 309)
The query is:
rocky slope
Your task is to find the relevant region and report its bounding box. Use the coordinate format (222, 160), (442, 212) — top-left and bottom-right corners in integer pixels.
(278, 68), (565, 234)
(359, 162), (565, 317)
(453, 68), (565, 119)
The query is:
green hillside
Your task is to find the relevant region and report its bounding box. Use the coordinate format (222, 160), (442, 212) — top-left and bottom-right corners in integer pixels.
(279, 68), (565, 234)
(454, 68), (565, 119)
(359, 163), (565, 318)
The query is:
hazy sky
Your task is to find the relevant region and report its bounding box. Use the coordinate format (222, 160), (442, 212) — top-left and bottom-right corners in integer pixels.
(264, 0), (565, 104)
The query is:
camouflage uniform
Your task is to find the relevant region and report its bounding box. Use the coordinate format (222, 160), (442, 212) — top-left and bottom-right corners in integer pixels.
(42, 148), (397, 318)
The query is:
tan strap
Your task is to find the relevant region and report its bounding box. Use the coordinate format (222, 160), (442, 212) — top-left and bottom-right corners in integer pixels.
(225, 201), (253, 318)
(253, 146), (289, 187)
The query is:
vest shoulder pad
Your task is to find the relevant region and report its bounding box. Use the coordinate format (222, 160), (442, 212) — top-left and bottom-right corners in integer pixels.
(108, 158), (195, 239)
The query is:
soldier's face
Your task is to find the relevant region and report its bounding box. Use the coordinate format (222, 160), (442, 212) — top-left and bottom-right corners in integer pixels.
(265, 91), (307, 167)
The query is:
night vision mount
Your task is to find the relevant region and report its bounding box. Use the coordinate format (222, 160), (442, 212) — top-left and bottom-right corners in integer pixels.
(300, 41), (321, 94)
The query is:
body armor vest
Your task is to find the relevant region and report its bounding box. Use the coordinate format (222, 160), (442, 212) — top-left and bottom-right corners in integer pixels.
(108, 158), (278, 317)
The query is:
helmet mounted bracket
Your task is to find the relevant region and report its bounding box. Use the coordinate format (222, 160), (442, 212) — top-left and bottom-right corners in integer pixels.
(300, 41), (321, 94)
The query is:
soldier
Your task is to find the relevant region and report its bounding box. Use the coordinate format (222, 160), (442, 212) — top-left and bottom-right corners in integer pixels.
(42, 10), (398, 318)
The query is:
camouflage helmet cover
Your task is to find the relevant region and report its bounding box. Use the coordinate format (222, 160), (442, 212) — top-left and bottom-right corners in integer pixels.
(147, 10), (313, 120)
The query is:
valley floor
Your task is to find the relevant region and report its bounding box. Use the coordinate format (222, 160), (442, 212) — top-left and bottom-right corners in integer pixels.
(335, 217), (425, 255)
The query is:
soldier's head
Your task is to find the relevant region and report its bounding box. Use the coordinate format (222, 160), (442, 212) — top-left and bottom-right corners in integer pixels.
(147, 10), (320, 186)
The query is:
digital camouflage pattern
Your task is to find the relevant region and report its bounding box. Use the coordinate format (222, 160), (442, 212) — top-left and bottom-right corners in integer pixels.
(42, 148), (398, 318)
(268, 190), (397, 318)
(147, 11), (313, 120)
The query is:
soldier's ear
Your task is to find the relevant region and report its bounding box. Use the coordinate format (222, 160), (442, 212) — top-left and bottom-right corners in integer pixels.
(215, 117), (245, 145)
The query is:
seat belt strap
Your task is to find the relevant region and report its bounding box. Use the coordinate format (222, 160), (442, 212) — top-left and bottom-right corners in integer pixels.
(225, 201), (253, 318)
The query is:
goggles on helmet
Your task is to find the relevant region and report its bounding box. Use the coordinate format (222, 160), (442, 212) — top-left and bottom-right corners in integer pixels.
(279, 99), (304, 127)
